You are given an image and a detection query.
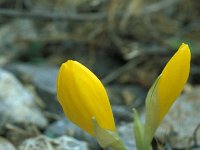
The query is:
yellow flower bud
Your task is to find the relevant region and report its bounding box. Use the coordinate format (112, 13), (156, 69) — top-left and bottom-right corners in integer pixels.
(56, 60), (116, 136)
(144, 43), (191, 147)
(158, 43), (191, 122)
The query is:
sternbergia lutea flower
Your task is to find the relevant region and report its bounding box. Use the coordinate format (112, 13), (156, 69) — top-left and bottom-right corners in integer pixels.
(157, 43), (191, 122)
(144, 43), (191, 148)
(56, 60), (116, 136)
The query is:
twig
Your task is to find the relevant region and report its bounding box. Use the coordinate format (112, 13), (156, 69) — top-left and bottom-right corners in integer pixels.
(0, 0), (181, 21)
(102, 57), (144, 85)
(5, 123), (26, 134)
(193, 124), (200, 147)
(0, 8), (106, 21)
(143, 0), (181, 14)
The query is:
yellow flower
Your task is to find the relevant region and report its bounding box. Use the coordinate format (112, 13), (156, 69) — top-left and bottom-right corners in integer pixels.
(56, 60), (116, 136)
(158, 43), (191, 122)
(144, 43), (191, 147)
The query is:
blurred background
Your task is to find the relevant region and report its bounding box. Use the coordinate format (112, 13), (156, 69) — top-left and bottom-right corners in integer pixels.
(0, 0), (199, 149)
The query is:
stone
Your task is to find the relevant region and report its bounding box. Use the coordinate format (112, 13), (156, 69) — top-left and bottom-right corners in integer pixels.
(0, 69), (47, 128)
(6, 63), (62, 113)
(45, 117), (100, 149)
(18, 135), (89, 150)
(0, 137), (16, 150)
(155, 87), (200, 149)
(118, 123), (137, 150)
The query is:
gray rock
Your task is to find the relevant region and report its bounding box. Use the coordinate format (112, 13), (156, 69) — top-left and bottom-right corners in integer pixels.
(0, 137), (16, 150)
(45, 117), (100, 149)
(155, 87), (200, 149)
(118, 123), (137, 150)
(0, 69), (47, 128)
(6, 63), (62, 113)
(6, 63), (58, 94)
(18, 135), (89, 150)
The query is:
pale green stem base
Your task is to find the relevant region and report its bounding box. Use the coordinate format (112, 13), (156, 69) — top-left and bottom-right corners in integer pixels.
(108, 139), (127, 150)
(92, 117), (127, 150)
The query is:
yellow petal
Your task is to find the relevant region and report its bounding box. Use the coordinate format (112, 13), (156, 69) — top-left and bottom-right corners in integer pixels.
(158, 43), (191, 122)
(56, 60), (116, 136)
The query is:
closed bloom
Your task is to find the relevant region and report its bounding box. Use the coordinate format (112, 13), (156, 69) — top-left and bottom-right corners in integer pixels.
(158, 43), (191, 122)
(56, 60), (116, 136)
(144, 43), (191, 147)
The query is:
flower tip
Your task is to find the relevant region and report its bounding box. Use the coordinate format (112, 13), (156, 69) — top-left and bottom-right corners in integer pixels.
(64, 60), (75, 65)
(180, 42), (189, 50)
(179, 43), (188, 50)
(61, 60), (80, 71)
(181, 42), (188, 46)
(178, 43), (191, 59)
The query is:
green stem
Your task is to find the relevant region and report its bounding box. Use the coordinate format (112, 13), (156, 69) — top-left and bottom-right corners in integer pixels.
(142, 144), (152, 150)
(92, 117), (127, 150)
(108, 139), (127, 150)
